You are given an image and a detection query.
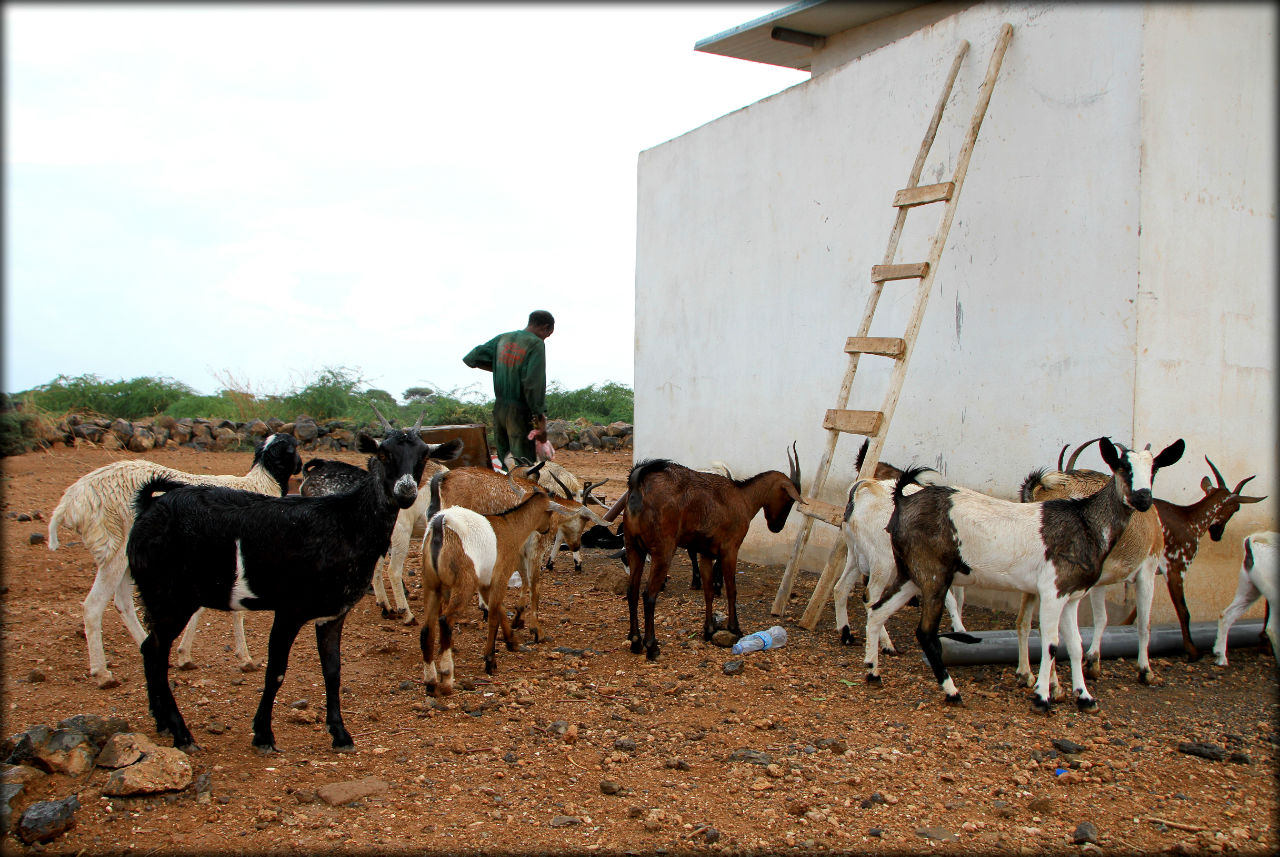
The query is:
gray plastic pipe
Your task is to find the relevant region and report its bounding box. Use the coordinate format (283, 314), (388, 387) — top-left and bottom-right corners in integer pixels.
(939, 619), (1266, 665)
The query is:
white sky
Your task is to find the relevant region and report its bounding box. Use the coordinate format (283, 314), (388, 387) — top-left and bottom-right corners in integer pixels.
(4, 3), (807, 403)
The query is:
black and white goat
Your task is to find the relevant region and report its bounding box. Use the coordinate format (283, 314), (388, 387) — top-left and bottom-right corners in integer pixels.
(127, 408), (460, 752)
(882, 437), (1184, 711)
(1213, 531), (1279, 666)
(623, 445), (803, 660)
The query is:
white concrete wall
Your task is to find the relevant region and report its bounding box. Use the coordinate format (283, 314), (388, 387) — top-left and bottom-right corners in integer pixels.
(634, 2), (1275, 621)
(1132, 3), (1278, 621)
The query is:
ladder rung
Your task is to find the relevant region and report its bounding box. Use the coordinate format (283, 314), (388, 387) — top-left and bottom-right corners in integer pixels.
(844, 336), (905, 358)
(871, 262), (929, 282)
(823, 409), (884, 436)
(798, 497), (844, 528)
(893, 182), (954, 208)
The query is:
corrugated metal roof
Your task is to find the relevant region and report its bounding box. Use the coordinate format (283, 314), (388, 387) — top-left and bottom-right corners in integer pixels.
(695, 0), (927, 71)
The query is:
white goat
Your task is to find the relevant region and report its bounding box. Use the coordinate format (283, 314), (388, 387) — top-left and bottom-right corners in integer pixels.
(832, 475), (966, 655)
(880, 438), (1184, 711)
(47, 433), (302, 687)
(1213, 532), (1279, 666)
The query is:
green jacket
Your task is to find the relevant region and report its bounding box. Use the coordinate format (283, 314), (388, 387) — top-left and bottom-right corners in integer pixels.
(463, 329), (547, 414)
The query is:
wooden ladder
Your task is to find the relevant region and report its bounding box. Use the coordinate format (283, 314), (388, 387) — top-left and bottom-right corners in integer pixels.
(770, 23), (1014, 629)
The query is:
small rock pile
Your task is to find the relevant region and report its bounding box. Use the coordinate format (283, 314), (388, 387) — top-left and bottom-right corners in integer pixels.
(2, 714), (193, 845)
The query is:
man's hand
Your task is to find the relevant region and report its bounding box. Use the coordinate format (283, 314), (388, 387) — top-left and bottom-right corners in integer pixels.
(531, 414), (548, 443)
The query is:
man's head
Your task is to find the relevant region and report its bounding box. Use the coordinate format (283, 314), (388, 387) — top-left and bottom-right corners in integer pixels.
(527, 310), (555, 340)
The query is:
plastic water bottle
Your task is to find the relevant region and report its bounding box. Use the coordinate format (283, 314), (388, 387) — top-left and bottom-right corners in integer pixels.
(490, 453), (505, 473)
(730, 625), (788, 655)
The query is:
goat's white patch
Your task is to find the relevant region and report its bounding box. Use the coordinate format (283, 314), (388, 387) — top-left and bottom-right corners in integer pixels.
(261, 433), (281, 451)
(1126, 449), (1155, 493)
(229, 541), (256, 610)
(440, 507), (498, 589)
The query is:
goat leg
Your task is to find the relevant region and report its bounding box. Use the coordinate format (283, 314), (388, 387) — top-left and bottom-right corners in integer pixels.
(697, 555), (718, 640)
(915, 590), (962, 705)
(252, 613), (307, 754)
(625, 546), (648, 653)
(721, 554), (742, 639)
(140, 617), (198, 751)
(315, 613), (354, 750)
(1166, 568), (1200, 660)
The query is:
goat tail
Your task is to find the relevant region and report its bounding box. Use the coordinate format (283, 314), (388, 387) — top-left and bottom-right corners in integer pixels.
(892, 466), (933, 503)
(1019, 468), (1048, 503)
(626, 458), (670, 518)
(428, 513), (446, 572)
(133, 476), (186, 518)
(941, 631), (982, 644)
(47, 494), (70, 551)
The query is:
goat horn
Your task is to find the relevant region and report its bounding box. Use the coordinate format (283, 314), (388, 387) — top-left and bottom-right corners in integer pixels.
(787, 441), (801, 491)
(411, 410), (425, 433)
(1205, 456), (1227, 490)
(1065, 437), (1103, 471)
(1056, 444), (1069, 472)
(1230, 474), (1256, 496)
(506, 468), (527, 499)
(548, 469), (573, 499)
(370, 403), (395, 433)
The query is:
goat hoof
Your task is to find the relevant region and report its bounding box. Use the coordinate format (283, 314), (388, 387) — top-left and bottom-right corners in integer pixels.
(645, 644), (660, 661)
(380, 608), (396, 619)
(1075, 694), (1099, 712)
(881, 646), (898, 656)
(839, 627), (855, 646)
(944, 693), (964, 706)
(1186, 649), (1202, 663)
(252, 741), (279, 755)
(424, 681), (436, 695)
(95, 674), (121, 690)
(1138, 668), (1158, 686)
(530, 630), (542, 644)
(630, 638), (645, 654)
(573, 562), (583, 572)
(332, 743), (356, 754)
(484, 657), (496, 675)
(175, 740), (201, 753)
(865, 673), (881, 685)
(1084, 661), (1101, 680)
(403, 616), (418, 627)
(1032, 696), (1052, 713)
(240, 660), (262, 673)
(177, 661), (197, 672)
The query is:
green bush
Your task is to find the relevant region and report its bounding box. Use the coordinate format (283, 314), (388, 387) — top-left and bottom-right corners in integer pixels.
(0, 394), (39, 456)
(545, 381), (633, 425)
(22, 374), (195, 419)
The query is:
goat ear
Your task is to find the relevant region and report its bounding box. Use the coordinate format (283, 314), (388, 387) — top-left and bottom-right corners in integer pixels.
(1098, 437), (1120, 470)
(357, 432), (380, 454)
(1152, 438), (1185, 470)
(430, 438), (464, 462)
(1200, 476), (1214, 494)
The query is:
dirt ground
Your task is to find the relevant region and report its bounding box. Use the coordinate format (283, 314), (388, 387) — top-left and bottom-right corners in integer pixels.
(2, 444), (1277, 856)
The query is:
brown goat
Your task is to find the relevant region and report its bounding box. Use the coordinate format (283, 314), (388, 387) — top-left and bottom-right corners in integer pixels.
(622, 444), (803, 660)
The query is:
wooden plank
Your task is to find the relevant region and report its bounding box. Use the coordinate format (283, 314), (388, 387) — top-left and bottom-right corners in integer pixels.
(893, 181), (954, 208)
(799, 540), (849, 630)
(871, 262), (929, 282)
(844, 336), (905, 358)
(822, 409), (883, 436)
(797, 497), (844, 529)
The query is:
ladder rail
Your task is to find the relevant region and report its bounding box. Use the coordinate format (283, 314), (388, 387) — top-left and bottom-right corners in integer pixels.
(770, 39), (971, 617)
(794, 23), (1015, 631)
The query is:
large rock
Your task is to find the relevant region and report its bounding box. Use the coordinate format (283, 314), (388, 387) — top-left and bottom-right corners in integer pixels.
(16, 795), (79, 844)
(108, 418), (134, 444)
(127, 427), (156, 452)
(58, 714), (131, 750)
(293, 416), (319, 443)
(0, 782), (24, 834)
(33, 729), (97, 775)
(96, 733), (158, 769)
(210, 427), (240, 451)
(102, 746), (192, 795)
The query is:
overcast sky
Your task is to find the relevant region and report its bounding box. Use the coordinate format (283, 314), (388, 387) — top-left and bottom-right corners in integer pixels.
(5, 3), (806, 403)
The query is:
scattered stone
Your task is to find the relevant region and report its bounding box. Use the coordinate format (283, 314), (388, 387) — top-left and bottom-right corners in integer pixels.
(28, 533), (46, 546)
(786, 800), (810, 817)
(1228, 752), (1252, 765)
(1, 782), (24, 834)
(1073, 821), (1099, 844)
(711, 630), (737, 647)
(860, 792), (888, 809)
(97, 733), (158, 769)
(1052, 738), (1086, 755)
(727, 748), (771, 766)
(703, 826), (721, 843)
(553, 647), (587, 657)
(102, 747), (193, 795)
(1177, 742), (1228, 761)
(205, 721), (228, 735)
(289, 699), (309, 710)
(815, 737), (848, 754)
(723, 660), (745, 676)
(600, 780), (623, 795)
(550, 814), (580, 828)
(868, 827), (883, 837)
(663, 758), (690, 771)
(1028, 797), (1055, 814)
(27, 669), (46, 683)
(0, 764), (43, 786)
(613, 737), (636, 752)
(317, 776), (389, 806)
(32, 729), (96, 775)
(16, 795), (79, 844)
(398, 680), (415, 691)
(916, 827), (958, 841)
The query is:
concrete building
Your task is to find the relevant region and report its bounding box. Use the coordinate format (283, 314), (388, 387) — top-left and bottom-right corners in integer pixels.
(633, 2), (1275, 621)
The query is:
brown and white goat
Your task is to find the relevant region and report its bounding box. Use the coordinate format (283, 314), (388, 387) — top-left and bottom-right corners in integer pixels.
(1213, 531), (1278, 666)
(622, 444), (803, 660)
(1152, 459), (1265, 660)
(883, 438), (1184, 711)
(417, 473), (573, 695)
(1018, 438), (1165, 687)
(426, 465), (609, 644)
(511, 460), (611, 572)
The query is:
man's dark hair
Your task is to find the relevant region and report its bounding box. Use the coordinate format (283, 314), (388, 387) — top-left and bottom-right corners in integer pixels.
(528, 310), (555, 329)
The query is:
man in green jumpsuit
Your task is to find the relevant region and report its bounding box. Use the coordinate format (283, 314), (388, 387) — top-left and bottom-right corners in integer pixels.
(463, 310), (554, 470)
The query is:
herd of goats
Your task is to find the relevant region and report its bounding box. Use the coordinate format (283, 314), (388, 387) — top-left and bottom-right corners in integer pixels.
(42, 405), (1275, 755)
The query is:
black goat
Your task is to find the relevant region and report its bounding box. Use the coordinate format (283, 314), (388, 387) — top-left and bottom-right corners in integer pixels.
(127, 408), (462, 753)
